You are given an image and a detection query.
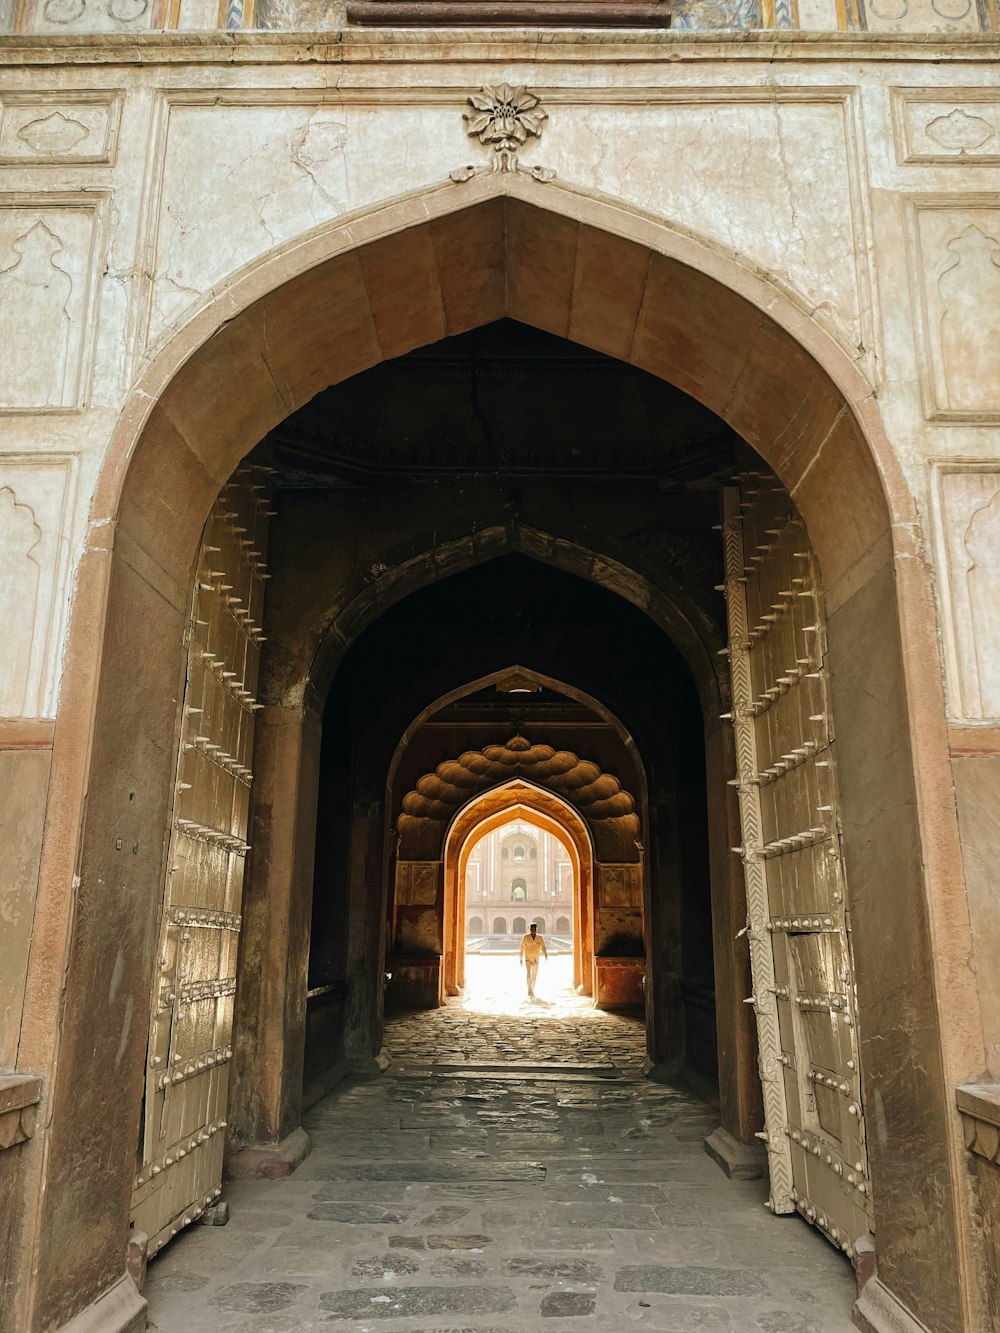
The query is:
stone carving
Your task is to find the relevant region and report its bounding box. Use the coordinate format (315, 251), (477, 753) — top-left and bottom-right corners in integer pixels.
(0, 222), (73, 408)
(930, 465), (1000, 720)
(30, 0), (153, 30)
(16, 111), (89, 154)
(672, 0), (760, 26)
(451, 85), (555, 184)
(965, 492), (1000, 718)
(912, 206), (1000, 418)
(398, 737), (639, 862)
(0, 206), (100, 410)
(863, 0), (980, 29)
(0, 458), (76, 718)
(0, 487), (42, 717)
(926, 108), (994, 152)
(0, 99), (118, 164)
(937, 226), (1000, 415)
(895, 95), (1000, 163)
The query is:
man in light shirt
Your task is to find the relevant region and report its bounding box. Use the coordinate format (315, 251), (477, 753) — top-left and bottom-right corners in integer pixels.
(519, 922), (548, 998)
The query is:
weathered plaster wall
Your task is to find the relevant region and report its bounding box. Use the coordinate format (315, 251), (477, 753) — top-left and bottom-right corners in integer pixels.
(0, 35), (998, 736)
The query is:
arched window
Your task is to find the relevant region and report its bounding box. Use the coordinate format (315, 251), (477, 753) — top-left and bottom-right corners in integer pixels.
(512, 844), (525, 862)
(513, 917), (526, 936)
(530, 846), (537, 859)
(468, 916), (484, 934)
(534, 916), (546, 932)
(556, 916), (570, 934)
(493, 917), (507, 935)
(510, 878), (527, 901)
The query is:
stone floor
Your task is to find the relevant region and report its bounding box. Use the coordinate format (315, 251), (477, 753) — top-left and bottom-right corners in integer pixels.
(144, 957), (858, 1332)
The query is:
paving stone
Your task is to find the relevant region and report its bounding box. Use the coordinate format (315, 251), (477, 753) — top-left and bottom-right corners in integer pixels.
(544, 1202), (661, 1229)
(622, 1297), (734, 1329)
(311, 1162), (545, 1183)
(614, 1265), (770, 1296)
(318, 1284), (518, 1319)
(350, 1253), (421, 1278)
(208, 1282), (308, 1313)
(505, 1256), (604, 1283)
(522, 1229), (614, 1250)
(305, 1202), (411, 1224)
(426, 1233), (494, 1249)
(540, 1291), (597, 1317)
(147, 1000), (856, 1333)
(429, 1257), (490, 1278)
(756, 1315), (822, 1333)
(145, 1274), (211, 1293)
(418, 1205), (471, 1225)
(311, 1180), (406, 1201)
(224, 1212), (295, 1230)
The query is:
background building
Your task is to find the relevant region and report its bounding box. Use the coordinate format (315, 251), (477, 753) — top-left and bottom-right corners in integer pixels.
(465, 821), (574, 948)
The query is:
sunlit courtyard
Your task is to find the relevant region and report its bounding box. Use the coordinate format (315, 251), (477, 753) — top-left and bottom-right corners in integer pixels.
(458, 951), (583, 1016)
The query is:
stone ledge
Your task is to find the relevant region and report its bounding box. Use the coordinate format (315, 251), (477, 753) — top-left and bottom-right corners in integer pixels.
(0, 1073), (41, 1152)
(852, 1276), (932, 1333)
(55, 1273), (147, 1333)
(957, 1082), (1000, 1164)
(0, 29), (998, 66)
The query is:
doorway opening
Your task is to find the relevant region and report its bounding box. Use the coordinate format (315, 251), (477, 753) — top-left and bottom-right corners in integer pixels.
(39, 188), (968, 1333)
(462, 815), (576, 1008)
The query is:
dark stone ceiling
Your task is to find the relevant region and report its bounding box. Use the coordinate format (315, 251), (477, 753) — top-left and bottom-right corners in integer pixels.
(262, 319), (743, 490)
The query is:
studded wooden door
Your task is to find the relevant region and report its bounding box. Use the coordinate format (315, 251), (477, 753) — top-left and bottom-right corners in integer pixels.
(130, 464), (273, 1258)
(721, 475), (873, 1260)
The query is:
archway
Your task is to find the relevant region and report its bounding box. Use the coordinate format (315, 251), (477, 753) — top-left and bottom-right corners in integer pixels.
(442, 786), (593, 999)
(390, 736), (642, 1012)
(18, 179), (980, 1333)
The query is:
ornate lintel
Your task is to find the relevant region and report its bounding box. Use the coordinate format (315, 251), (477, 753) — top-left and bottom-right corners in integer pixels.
(451, 83), (556, 184)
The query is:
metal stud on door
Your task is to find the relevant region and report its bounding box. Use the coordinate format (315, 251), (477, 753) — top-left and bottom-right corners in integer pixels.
(722, 475), (873, 1260)
(131, 463), (274, 1259)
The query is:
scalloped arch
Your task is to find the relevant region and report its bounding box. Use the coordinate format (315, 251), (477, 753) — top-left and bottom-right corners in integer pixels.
(397, 734), (640, 862)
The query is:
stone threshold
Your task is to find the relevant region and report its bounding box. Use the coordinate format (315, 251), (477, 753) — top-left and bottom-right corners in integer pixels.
(427, 1061), (621, 1080)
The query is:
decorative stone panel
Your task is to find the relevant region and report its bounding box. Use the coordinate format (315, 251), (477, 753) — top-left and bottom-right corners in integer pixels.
(863, 0), (987, 33)
(908, 200), (1000, 420)
(893, 91), (1000, 165)
(930, 463), (1000, 721)
(395, 861), (440, 906)
(0, 455), (78, 718)
(598, 864), (642, 908)
(0, 195), (106, 412)
(0, 94), (121, 165)
(19, 0), (163, 35)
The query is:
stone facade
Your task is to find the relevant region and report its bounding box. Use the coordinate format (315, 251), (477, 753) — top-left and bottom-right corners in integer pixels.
(465, 823), (574, 941)
(0, 11), (999, 1333)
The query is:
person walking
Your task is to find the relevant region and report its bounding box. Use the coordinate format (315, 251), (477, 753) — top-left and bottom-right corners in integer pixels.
(519, 921), (548, 999)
